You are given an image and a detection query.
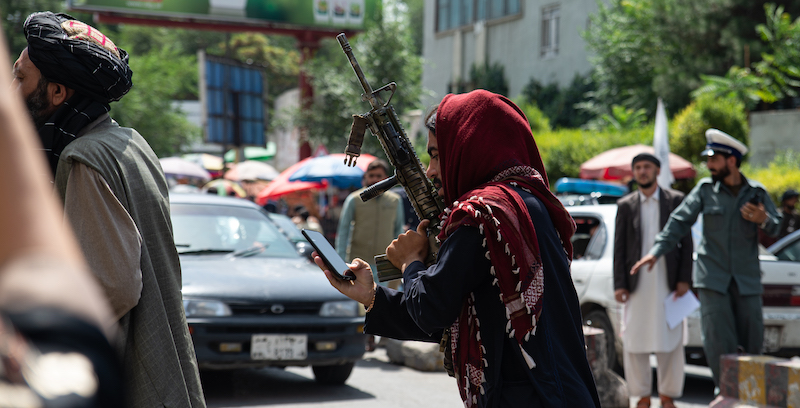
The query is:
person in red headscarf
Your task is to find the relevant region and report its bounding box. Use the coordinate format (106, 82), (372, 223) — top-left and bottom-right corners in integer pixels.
(316, 90), (600, 407)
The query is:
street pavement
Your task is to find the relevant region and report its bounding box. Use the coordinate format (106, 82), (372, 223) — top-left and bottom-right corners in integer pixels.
(202, 347), (715, 408)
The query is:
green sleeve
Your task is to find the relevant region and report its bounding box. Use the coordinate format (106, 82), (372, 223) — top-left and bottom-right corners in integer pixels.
(336, 193), (356, 259)
(395, 199), (405, 236)
(650, 184), (703, 258)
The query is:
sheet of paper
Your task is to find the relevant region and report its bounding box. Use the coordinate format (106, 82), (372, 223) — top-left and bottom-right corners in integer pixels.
(664, 290), (701, 330)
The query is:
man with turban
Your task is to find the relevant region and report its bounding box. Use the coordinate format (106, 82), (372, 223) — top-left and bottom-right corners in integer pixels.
(11, 12), (205, 408)
(317, 90), (600, 407)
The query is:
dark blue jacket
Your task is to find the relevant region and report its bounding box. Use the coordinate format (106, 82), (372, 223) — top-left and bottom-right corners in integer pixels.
(365, 188), (600, 408)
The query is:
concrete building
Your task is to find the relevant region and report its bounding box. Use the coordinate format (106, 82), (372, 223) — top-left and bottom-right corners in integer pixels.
(422, 0), (600, 105)
(748, 110), (800, 167)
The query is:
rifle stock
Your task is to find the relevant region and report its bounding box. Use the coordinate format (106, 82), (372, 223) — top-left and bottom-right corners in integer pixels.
(337, 33), (444, 281)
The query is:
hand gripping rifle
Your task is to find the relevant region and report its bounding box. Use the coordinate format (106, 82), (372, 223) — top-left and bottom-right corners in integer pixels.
(336, 33), (445, 282)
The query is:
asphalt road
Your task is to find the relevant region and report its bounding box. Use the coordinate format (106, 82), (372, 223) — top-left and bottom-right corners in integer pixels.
(201, 348), (716, 408)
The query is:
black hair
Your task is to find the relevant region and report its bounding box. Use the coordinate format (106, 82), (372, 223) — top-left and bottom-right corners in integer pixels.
(424, 105), (438, 135)
(366, 159), (390, 176)
(717, 152), (742, 168)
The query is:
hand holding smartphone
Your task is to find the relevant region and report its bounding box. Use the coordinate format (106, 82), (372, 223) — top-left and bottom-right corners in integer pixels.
(301, 229), (355, 281)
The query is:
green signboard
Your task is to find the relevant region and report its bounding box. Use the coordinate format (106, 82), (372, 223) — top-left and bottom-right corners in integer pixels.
(68, 0), (379, 29)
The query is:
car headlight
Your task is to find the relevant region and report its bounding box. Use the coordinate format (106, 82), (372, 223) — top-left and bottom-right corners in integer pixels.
(183, 298), (232, 317)
(320, 300), (360, 317)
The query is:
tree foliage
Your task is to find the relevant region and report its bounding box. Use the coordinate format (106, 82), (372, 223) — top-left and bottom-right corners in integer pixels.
(583, 0), (800, 117)
(670, 93), (749, 166)
(534, 126), (654, 182)
(694, 4), (800, 110)
(467, 61), (509, 96)
(297, 14), (423, 157)
(109, 29), (200, 157)
(520, 73), (594, 129)
(511, 98), (550, 134)
(1, 0), (70, 57)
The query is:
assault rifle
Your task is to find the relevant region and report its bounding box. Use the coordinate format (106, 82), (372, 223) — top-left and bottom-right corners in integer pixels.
(336, 33), (445, 282)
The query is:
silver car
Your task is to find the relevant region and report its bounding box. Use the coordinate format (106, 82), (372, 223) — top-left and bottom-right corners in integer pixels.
(566, 204), (800, 370)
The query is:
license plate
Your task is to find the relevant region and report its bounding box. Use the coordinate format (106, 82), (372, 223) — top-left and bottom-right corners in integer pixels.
(763, 326), (782, 353)
(251, 334), (308, 360)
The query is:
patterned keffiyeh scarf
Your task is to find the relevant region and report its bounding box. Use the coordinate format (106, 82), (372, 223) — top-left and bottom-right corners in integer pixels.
(433, 90), (575, 407)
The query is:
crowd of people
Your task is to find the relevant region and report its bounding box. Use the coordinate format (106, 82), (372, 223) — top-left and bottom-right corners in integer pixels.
(4, 8), (800, 408)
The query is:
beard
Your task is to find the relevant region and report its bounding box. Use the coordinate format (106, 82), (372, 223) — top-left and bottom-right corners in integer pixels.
(710, 165), (731, 183)
(432, 177), (443, 195)
(638, 181), (654, 189)
(25, 77), (52, 130)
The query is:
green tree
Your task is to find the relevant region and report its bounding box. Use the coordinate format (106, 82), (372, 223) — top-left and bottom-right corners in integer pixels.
(398, 0), (423, 55)
(297, 14), (423, 157)
(468, 61), (509, 96)
(109, 38), (200, 157)
(512, 98), (550, 134)
(2, 0), (69, 57)
(520, 73), (594, 129)
(583, 0), (800, 117)
(694, 4), (800, 110)
(671, 93), (749, 166)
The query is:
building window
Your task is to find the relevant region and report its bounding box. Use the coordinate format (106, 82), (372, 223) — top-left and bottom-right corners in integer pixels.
(541, 4), (560, 57)
(436, 0), (520, 32)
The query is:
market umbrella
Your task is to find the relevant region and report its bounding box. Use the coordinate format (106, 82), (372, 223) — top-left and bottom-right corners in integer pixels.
(182, 153), (223, 171)
(224, 160), (280, 181)
(223, 143), (276, 163)
(287, 153), (377, 189)
(202, 179), (247, 198)
(579, 144), (696, 181)
(255, 157), (328, 205)
(160, 157), (212, 181)
(182, 153), (224, 178)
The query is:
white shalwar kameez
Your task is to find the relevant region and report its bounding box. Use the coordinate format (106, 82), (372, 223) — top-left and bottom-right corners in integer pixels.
(622, 188), (685, 398)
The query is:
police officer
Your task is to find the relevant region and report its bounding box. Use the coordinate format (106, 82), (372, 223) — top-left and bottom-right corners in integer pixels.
(631, 128), (782, 389)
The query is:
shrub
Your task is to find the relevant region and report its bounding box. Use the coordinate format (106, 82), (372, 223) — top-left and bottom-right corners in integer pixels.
(742, 150), (800, 204)
(534, 126), (654, 183)
(512, 97), (551, 134)
(519, 73), (595, 129)
(671, 93), (749, 166)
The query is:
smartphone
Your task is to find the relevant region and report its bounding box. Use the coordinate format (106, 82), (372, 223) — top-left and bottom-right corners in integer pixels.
(749, 195), (760, 205)
(301, 229), (355, 281)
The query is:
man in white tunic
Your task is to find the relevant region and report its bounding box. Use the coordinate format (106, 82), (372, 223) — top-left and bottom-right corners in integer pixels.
(613, 153), (693, 408)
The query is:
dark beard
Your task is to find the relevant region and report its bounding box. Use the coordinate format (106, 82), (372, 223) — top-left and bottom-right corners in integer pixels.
(710, 166), (730, 183)
(25, 77), (52, 130)
(638, 181), (654, 189)
(432, 177), (443, 193)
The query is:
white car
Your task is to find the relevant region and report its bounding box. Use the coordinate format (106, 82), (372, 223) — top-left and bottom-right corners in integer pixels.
(566, 204), (800, 370)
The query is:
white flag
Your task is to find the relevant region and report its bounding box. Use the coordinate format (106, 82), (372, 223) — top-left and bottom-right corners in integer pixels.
(653, 98), (674, 188)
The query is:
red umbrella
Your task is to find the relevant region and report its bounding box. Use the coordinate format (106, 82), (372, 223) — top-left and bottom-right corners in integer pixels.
(255, 158), (327, 205)
(579, 144), (696, 181)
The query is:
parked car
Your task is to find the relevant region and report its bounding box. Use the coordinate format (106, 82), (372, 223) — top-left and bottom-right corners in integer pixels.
(566, 204), (800, 370)
(555, 177), (628, 206)
(171, 193), (366, 384)
(267, 212), (316, 261)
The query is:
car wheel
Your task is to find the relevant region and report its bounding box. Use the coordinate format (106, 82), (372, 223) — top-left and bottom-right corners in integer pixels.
(583, 309), (621, 373)
(312, 362), (355, 385)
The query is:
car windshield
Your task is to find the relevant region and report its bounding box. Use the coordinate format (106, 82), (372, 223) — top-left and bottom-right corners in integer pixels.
(268, 213), (306, 242)
(171, 203), (299, 258)
(775, 234), (800, 262)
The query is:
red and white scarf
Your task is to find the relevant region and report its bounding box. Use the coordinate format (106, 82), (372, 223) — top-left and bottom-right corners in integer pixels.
(434, 91), (575, 407)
